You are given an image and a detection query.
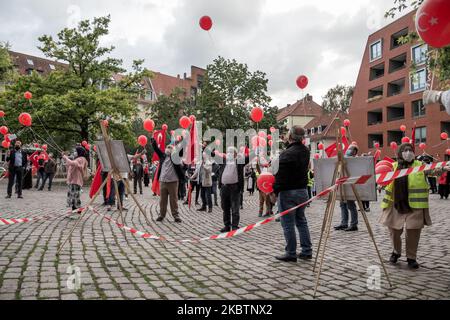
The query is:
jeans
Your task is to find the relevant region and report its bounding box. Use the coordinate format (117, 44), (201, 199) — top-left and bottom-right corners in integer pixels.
(221, 183), (240, 229)
(41, 172), (55, 190)
(133, 176), (143, 194)
(212, 180), (218, 204)
(107, 180), (125, 207)
(201, 186), (213, 209)
(340, 200), (358, 227)
(35, 170), (44, 188)
(7, 166), (23, 197)
(278, 189), (312, 257)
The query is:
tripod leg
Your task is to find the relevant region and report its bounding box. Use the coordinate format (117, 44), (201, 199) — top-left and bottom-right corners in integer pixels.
(57, 177), (108, 255)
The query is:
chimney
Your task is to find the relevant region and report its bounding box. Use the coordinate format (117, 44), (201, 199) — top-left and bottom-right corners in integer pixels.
(183, 72), (187, 80)
(306, 94), (313, 102)
(177, 74), (180, 79)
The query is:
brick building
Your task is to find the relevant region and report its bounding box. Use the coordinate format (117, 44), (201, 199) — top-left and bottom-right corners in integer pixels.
(277, 94), (323, 129)
(348, 10), (450, 160)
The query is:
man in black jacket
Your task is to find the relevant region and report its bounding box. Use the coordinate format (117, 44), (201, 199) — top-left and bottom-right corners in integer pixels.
(132, 158), (144, 195)
(273, 126), (312, 262)
(151, 138), (185, 223)
(6, 140), (28, 199)
(218, 147), (249, 232)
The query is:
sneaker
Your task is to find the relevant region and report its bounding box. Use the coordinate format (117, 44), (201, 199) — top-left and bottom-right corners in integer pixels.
(156, 216), (164, 222)
(334, 225), (348, 231)
(174, 217), (182, 223)
(389, 252), (401, 264)
(407, 259), (419, 269)
(275, 255), (297, 263)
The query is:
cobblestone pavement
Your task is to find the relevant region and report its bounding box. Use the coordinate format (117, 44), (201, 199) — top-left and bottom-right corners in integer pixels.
(0, 181), (449, 300)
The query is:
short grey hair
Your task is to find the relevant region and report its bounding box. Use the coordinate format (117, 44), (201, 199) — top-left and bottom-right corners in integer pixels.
(288, 126), (305, 142)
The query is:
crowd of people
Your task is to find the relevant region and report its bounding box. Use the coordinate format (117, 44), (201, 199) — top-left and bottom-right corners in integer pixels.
(3, 121), (450, 269)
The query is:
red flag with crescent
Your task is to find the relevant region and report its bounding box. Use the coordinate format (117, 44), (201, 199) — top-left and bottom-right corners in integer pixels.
(152, 130), (166, 162)
(151, 163), (161, 196)
(325, 136), (350, 158)
(89, 161), (103, 198)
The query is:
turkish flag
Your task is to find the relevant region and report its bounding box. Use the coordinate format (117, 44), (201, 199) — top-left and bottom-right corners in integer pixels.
(325, 136), (350, 158)
(151, 163), (160, 196)
(152, 130), (166, 161)
(89, 161), (103, 198)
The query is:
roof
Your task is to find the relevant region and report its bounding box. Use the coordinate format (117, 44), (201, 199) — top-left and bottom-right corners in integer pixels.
(9, 50), (67, 75)
(277, 94), (323, 122)
(304, 111), (347, 140)
(150, 72), (192, 97)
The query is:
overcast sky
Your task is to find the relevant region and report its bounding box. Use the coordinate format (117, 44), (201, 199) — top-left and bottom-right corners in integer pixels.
(0, 0), (412, 108)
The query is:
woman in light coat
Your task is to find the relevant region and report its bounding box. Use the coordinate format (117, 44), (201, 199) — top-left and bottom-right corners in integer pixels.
(63, 146), (88, 218)
(192, 153), (213, 212)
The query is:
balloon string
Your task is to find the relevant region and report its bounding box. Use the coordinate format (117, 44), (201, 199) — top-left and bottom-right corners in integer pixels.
(29, 127), (64, 153)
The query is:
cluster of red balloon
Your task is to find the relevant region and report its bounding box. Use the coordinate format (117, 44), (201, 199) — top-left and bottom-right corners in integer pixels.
(1, 119), (10, 148)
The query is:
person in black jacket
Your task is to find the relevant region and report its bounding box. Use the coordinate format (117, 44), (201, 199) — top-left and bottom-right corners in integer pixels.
(132, 158), (144, 195)
(217, 147), (249, 232)
(5, 140), (28, 199)
(273, 126), (312, 262)
(151, 138), (185, 223)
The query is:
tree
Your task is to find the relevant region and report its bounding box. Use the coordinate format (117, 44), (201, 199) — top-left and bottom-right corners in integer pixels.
(322, 85), (354, 114)
(0, 16), (152, 151)
(385, 0), (450, 87)
(0, 42), (14, 82)
(195, 56), (276, 133)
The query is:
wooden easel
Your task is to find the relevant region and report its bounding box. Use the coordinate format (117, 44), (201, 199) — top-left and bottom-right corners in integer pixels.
(57, 121), (151, 255)
(312, 125), (393, 297)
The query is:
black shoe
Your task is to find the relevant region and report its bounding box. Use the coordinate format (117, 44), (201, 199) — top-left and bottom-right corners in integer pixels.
(174, 217), (182, 223)
(262, 213), (271, 218)
(275, 255), (297, 263)
(240, 206), (243, 210)
(407, 259), (419, 269)
(38, 188), (43, 191)
(365, 208), (371, 212)
(258, 212), (263, 217)
(389, 252), (401, 264)
(345, 226), (358, 232)
(220, 227), (231, 233)
(232, 226), (239, 230)
(298, 253), (313, 260)
(275, 218), (281, 222)
(5, 195), (11, 199)
(18, 195), (23, 199)
(156, 216), (164, 222)
(334, 225), (348, 231)
(208, 208), (212, 213)
(183, 201), (188, 205)
(197, 207), (207, 212)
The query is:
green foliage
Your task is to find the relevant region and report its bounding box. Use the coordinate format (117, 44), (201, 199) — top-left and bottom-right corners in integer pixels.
(147, 87), (189, 131)
(0, 42), (15, 82)
(322, 85), (354, 114)
(0, 15), (151, 152)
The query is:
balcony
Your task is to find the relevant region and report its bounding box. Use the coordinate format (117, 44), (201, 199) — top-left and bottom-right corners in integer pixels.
(387, 103), (405, 122)
(369, 63), (385, 81)
(368, 109), (383, 126)
(388, 130), (403, 145)
(389, 53), (407, 73)
(367, 86), (383, 103)
(387, 78), (405, 97)
(390, 28), (408, 50)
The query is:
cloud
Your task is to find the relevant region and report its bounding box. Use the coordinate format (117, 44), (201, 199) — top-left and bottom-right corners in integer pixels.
(0, 0), (409, 108)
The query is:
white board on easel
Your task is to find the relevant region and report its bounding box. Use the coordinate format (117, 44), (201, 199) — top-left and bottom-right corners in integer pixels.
(314, 156), (377, 202)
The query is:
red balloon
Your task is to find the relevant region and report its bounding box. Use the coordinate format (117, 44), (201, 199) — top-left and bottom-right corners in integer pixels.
(268, 140), (273, 147)
(270, 127), (276, 133)
(267, 134), (272, 141)
(376, 164), (393, 175)
(441, 132), (448, 140)
(137, 135), (148, 147)
(34, 143), (40, 148)
(416, 0), (450, 48)
(374, 142), (380, 149)
(446, 149), (450, 156)
(199, 16), (213, 31)
(318, 143), (324, 150)
(42, 144), (48, 151)
(2, 140), (10, 149)
(257, 172), (275, 194)
(314, 154), (320, 160)
(85, 144), (91, 151)
(0, 110), (5, 117)
(4, 134), (11, 143)
(170, 130), (175, 136)
(296, 75), (308, 89)
(390, 142), (398, 150)
(400, 125), (406, 132)
(18, 112), (32, 126)
(24, 91), (32, 100)
(343, 119), (351, 127)
(189, 115), (196, 122)
(143, 119), (155, 132)
(251, 135), (266, 148)
(0, 126), (8, 135)
(402, 137), (411, 144)
(376, 160), (394, 169)
(341, 127), (347, 136)
(250, 107), (264, 123)
(419, 143), (427, 150)
(81, 140), (88, 147)
(162, 124), (168, 131)
(179, 116), (191, 129)
(102, 120), (109, 127)
(93, 145), (97, 152)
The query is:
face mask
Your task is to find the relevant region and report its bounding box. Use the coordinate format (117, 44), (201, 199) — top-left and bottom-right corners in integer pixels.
(402, 151), (415, 162)
(15, 146), (20, 150)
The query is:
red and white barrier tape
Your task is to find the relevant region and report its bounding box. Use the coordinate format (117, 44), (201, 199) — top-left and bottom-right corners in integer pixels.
(0, 215), (52, 226)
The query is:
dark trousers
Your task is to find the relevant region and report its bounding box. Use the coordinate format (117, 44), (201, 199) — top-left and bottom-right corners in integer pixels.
(107, 180), (125, 207)
(212, 180), (218, 205)
(7, 167), (24, 197)
(41, 172), (55, 190)
(35, 170), (44, 188)
(133, 176), (142, 194)
(307, 186), (312, 199)
(201, 186), (213, 209)
(178, 180), (186, 200)
(192, 181), (201, 203)
(428, 177), (437, 194)
(221, 183), (240, 229)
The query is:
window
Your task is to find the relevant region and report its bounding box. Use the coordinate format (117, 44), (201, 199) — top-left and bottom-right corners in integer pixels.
(317, 126), (322, 134)
(387, 78), (405, 97)
(49, 64), (56, 70)
(412, 100), (426, 118)
(26, 58), (34, 66)
(390, 28), (408, 50)
(370, 40), (382, 62)
(389, 53), (407, 73)
(368, 109), (383, 126)
(410, 68), (427, 93)
(415, 127), (426, 144)
(387, 103), (405, 122)
(145, 90), (154, 101)
(412, 44), (428, 65)
(311, 128), (315, 136)
(369, 63), (385, 81)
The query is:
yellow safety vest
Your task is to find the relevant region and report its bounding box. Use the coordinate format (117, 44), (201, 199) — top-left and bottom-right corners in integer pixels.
(381, 160), (429, 209)
(307, 170), (314, 187)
